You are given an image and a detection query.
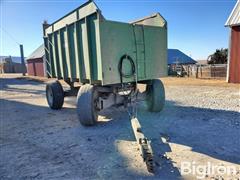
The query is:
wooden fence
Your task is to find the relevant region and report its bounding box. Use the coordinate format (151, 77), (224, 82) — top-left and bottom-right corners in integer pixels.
(184, 64), (227, 79)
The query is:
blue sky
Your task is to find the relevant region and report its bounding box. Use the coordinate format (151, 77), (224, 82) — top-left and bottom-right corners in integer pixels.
(0, 0), (236, 60)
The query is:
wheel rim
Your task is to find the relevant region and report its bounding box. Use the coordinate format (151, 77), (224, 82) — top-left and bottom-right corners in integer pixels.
(47, 86), (53, 106)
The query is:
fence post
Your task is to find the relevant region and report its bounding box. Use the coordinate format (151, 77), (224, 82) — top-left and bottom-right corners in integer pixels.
(200, 65), (202, 78)
(20, 44), (25, 76)
(196, 66), (198, 78)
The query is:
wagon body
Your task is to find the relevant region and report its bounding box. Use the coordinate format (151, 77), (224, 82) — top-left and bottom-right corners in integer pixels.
(45, 1), (168, 130)
(43, 1), (167, 86)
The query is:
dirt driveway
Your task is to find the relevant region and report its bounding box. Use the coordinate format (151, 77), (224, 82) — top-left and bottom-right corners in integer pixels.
(0, 74), (239, 179)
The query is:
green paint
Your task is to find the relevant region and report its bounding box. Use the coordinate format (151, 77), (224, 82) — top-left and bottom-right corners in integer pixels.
(44, 1), (167, 85)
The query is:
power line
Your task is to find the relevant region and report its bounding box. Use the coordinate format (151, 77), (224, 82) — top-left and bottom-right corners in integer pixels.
(0, 25), (20, 45)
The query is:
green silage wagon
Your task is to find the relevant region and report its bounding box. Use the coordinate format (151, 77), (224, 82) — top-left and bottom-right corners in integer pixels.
(44, 1), (167, 126)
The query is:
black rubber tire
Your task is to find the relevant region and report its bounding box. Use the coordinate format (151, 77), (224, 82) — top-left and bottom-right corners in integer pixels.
(146, 79), (165, 112)
(46, 80), (64, 110)
(76, 84), (98, 126)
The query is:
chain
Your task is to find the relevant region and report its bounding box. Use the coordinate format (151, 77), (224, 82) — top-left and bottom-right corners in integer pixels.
(128, 58), (138, 119)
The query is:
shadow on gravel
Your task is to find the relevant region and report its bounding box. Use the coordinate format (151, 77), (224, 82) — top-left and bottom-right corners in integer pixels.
(91, 100), (240, 178)
(137, 100), (240, 166)
(1, 97), (239, 179)
(0, 77), (45, 95)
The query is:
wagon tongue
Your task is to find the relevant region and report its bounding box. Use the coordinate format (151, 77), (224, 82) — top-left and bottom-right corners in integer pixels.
(130, 117), (154, 173)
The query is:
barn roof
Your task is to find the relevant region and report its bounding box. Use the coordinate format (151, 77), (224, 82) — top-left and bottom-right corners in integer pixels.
(168, 49), (196, 65)
(26, 44), (45, 60)
(225, 0), (240, 27)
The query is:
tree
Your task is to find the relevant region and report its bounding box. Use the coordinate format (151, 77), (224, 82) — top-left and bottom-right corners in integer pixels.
(207, 48), (228, 64)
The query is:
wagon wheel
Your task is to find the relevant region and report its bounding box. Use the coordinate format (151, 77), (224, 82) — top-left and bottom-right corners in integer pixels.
(146, 79), (165, 112)
(46, 80), (64, 109)
(76, 84), (99, 126)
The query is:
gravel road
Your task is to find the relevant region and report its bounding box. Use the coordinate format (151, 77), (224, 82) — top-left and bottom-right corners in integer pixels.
(0, 74), (239, 179)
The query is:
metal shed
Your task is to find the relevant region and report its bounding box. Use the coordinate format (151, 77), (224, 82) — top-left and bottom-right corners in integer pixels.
(26, 44), (46, 77)
(225, 0), (240, 83)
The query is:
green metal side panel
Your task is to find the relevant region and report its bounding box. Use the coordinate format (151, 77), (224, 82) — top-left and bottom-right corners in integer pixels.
(67, 24), (77, 79)
(75, 20), (86, 81)
(87, 14), (102, 82)
(53, 33), (61, 78)
(99, 21), (136, 85)
(43, 1), (167, 85)
(59, 28), (68, 79)
(144, 26), (168, 79)
(57, 30), (64, 78)
(99, 20), (167, 85)
(44, 13), (102, 83)
(133, 25), (146, 79)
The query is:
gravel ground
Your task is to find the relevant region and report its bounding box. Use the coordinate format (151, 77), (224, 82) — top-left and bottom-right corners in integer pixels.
(0, 74), (239, 180)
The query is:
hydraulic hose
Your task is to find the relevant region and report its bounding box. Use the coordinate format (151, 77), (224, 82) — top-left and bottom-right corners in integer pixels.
(118, 54), (135, 85)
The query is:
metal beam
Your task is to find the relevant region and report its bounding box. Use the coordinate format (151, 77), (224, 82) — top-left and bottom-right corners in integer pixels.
(131, 117), (154, 173)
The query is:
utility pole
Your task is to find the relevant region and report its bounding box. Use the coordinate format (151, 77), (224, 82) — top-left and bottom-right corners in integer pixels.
(20, 44), (25, 76)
